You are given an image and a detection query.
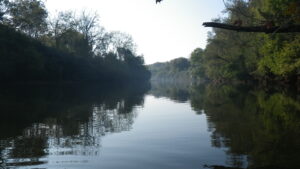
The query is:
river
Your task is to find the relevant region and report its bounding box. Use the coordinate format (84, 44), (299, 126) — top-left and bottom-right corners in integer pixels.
(0, 83), (299, 169)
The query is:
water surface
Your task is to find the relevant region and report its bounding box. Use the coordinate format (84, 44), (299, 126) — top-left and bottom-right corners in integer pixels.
(0, 83), (299, 169)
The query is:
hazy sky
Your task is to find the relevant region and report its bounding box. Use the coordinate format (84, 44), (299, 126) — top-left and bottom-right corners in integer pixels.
(46, 0), (225, 64)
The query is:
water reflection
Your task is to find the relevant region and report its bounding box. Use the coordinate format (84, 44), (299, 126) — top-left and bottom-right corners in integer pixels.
(1, 82), (300, 169)
(150, 81), (191, 103)
(151, 83), (300, 169)
(0, 83), (150, 168)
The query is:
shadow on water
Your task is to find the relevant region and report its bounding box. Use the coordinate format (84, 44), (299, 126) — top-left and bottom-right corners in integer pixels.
(150, 82), (300, 169)
(0, 82), (150, 167)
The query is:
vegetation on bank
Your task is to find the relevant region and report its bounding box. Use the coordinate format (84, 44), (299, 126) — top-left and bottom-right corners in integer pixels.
(150, 0), (300, 86)
(148, 57), (191, 82)
(188, 0), (300, 85)
(0, 0), (150, 82)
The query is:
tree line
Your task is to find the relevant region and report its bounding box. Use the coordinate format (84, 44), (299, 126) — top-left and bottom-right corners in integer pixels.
(148, 57), (191, 83)
(189, 0), (300, 86)
(0, 0), (150, 82)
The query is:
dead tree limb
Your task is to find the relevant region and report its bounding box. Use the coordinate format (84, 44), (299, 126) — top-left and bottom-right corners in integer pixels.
(203, 22), (300, 33)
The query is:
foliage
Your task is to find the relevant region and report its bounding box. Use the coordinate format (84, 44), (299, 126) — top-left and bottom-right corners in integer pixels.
(190, 0), (300, 85)
(0, 0), (8, 21)
(190, 48), (206, 80)
(148, 57), (191, 83)
(0, 3), (150, 82)
(8, 0), (48, 38)
(259, 34), (300, 76)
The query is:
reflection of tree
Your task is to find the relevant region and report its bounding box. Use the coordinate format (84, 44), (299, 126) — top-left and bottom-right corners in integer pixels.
(10, 137), (48, 162)
(150, 81), (191, 102)
(90, 105), (137, 134)
(191, 84), (300, 169)
(48, 104), (138, 156)
(0, 83), (149, 167)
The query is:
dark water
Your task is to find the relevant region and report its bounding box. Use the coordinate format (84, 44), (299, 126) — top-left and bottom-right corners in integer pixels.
(0, 83), (299, 169)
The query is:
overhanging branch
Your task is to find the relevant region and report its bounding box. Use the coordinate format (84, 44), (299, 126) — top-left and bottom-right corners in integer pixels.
(203, 22), (300, 33)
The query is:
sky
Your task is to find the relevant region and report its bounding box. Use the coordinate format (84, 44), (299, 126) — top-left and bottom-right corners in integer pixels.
(46, 0), (225, 64)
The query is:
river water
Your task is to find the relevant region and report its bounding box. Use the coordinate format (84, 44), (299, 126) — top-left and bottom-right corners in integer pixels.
(0, 83), (299, 169)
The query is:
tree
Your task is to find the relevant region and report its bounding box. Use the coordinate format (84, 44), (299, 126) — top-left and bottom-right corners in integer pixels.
(48, 11), (78, 42)
(190, 48), (206, 79)
(117, 47), (144, 66)
(48, 10), (106, 56)
(167, 0), (300, 83)
(0, 0), (8, 22)
(110, 31), (136, 54)
(148, 58), (191, 82)
(170, 57), (190, 72)
(203, 0), (300, 33)
(156, 0), (300, 33)
(55, 29), (91, 57)
(0, 3), (151, 82)
(8, 0), (48, 37)
(76, 10), (100, 49)
(94, 32), (112, 56)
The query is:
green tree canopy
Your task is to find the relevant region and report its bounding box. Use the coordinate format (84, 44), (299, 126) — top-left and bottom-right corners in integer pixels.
(8, 0), (48, 37)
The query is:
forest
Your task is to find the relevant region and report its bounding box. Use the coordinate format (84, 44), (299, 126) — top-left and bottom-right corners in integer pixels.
(149, 0), (300, 88)
(148, 57), (191, 83)
(0, 0), (150, 82)
(189, 0), (300, 86)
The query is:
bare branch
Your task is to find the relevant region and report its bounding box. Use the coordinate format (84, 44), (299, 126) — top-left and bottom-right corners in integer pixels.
(203, 22), (300, 33)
